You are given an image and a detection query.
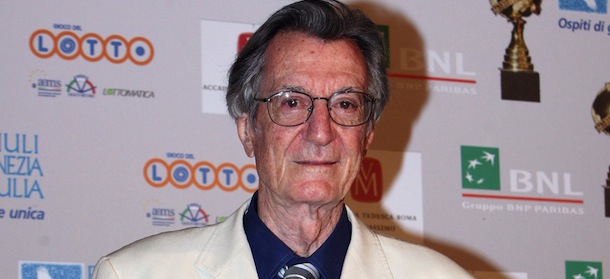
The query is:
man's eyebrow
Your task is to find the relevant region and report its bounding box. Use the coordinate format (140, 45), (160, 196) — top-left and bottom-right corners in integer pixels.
(336, 86), (366, 93)
(274, 85), (366, 94)
(275, 85), (308, 93)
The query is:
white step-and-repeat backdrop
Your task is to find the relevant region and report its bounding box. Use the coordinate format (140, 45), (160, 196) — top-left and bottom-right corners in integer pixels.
(1, 0), (608, 278)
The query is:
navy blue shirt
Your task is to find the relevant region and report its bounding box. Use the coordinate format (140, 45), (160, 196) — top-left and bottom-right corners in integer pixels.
(243, 192), (352, 279)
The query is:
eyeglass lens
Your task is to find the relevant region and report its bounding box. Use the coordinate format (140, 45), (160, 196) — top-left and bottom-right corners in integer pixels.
(265, 91), (373, 127)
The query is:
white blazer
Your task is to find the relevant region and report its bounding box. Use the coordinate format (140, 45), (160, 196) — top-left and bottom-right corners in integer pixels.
(92, 200), (474, 279)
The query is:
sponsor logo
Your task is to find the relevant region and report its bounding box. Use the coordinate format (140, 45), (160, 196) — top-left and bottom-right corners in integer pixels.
(559, 0), (607, 14)
(66, 75), (96, 98)
(201, 21), (476, 116)
(26, 72), (155, 100)
(103, 88), (155, 99)
(557, 1), (610, 36)
(201, 20), (259, 115)
(20, 261), (84, 279)
(29, 26), (154, 65)
(382, 25), (478, 96)
(351, 157), (383, 202)
(143, 153), (258, 192)
(143, 200), (226, 227)
(346, 151), (424, 243)
(29, 69), (61, 97)
(391, 48), (477, 83)
(460, 145), (585, 216)
(180, 203), (209, 226)
(147, 208), (175, 226)
(461, 146), (501, 191)
(144, 199), (175, 226)
(0, 133), (44, 200)
(237, 32), (253, 52)
(565, 261), (603, 279)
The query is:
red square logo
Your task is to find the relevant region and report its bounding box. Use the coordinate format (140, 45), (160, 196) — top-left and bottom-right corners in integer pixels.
(350, 157), (383, 202)
(237, 33), (253, 53)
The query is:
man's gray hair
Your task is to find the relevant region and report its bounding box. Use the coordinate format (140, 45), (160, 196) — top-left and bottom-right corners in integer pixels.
(226, 0), (389, 126)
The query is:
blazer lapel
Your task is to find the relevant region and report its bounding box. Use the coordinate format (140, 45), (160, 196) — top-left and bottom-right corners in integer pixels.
(194, 200), (259, 278)
(341, 207), (394, 278)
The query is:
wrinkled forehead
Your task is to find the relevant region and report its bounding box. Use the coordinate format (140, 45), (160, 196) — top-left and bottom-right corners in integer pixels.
(262, 31), (368, 95)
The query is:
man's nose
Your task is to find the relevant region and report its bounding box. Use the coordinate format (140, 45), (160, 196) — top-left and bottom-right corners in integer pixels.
(304, 100), (335, 145)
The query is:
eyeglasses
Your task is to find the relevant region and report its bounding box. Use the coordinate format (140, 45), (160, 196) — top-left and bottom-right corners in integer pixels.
(254, 90), (376, 127)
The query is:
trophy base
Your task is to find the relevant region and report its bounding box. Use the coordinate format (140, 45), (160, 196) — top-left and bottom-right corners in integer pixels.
(500, 70), (540, 102)
(604, 186), (610, 218)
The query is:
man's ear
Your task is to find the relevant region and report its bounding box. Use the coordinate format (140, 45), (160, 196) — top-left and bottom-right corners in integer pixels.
(237, 114), (255, 158)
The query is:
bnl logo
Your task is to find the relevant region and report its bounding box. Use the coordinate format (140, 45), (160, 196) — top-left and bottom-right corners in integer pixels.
(565, 261), (602, 279)
(461, 146), (501, 191)
(351, 157), (383, 202)
(461, 146), (583, 197)
(559, 0), (608, 14)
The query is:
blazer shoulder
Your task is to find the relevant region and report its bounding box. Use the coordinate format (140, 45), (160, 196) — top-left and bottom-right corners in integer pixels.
(376, 235), (474, 278)
(110, 226), (214, 261)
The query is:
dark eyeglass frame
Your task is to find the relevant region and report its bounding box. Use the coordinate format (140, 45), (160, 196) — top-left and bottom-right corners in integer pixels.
(254, 90), (377, 127)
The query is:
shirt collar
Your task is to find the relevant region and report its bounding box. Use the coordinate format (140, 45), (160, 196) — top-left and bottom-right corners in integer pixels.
(244, 191), (351, 279)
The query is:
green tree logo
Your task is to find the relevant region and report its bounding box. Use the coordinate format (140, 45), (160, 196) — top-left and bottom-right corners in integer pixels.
(566, 261), (602, 279)
(461, 146), (500, 190)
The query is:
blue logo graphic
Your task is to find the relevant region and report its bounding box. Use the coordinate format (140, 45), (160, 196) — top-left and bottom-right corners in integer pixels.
(559, 0), (607, 14)
(20, 262), (84, 279)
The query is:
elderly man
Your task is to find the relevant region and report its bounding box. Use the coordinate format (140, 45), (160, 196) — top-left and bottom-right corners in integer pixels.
(92, 0), (474, 278)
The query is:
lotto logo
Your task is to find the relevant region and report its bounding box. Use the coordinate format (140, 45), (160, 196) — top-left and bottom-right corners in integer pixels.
(143, 159), (258, 193)
(29, 29), (154, 65)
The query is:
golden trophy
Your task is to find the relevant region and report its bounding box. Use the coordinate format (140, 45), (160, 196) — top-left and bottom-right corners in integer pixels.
(490, 0), (542, 102)
(591, 82), (610, 217)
